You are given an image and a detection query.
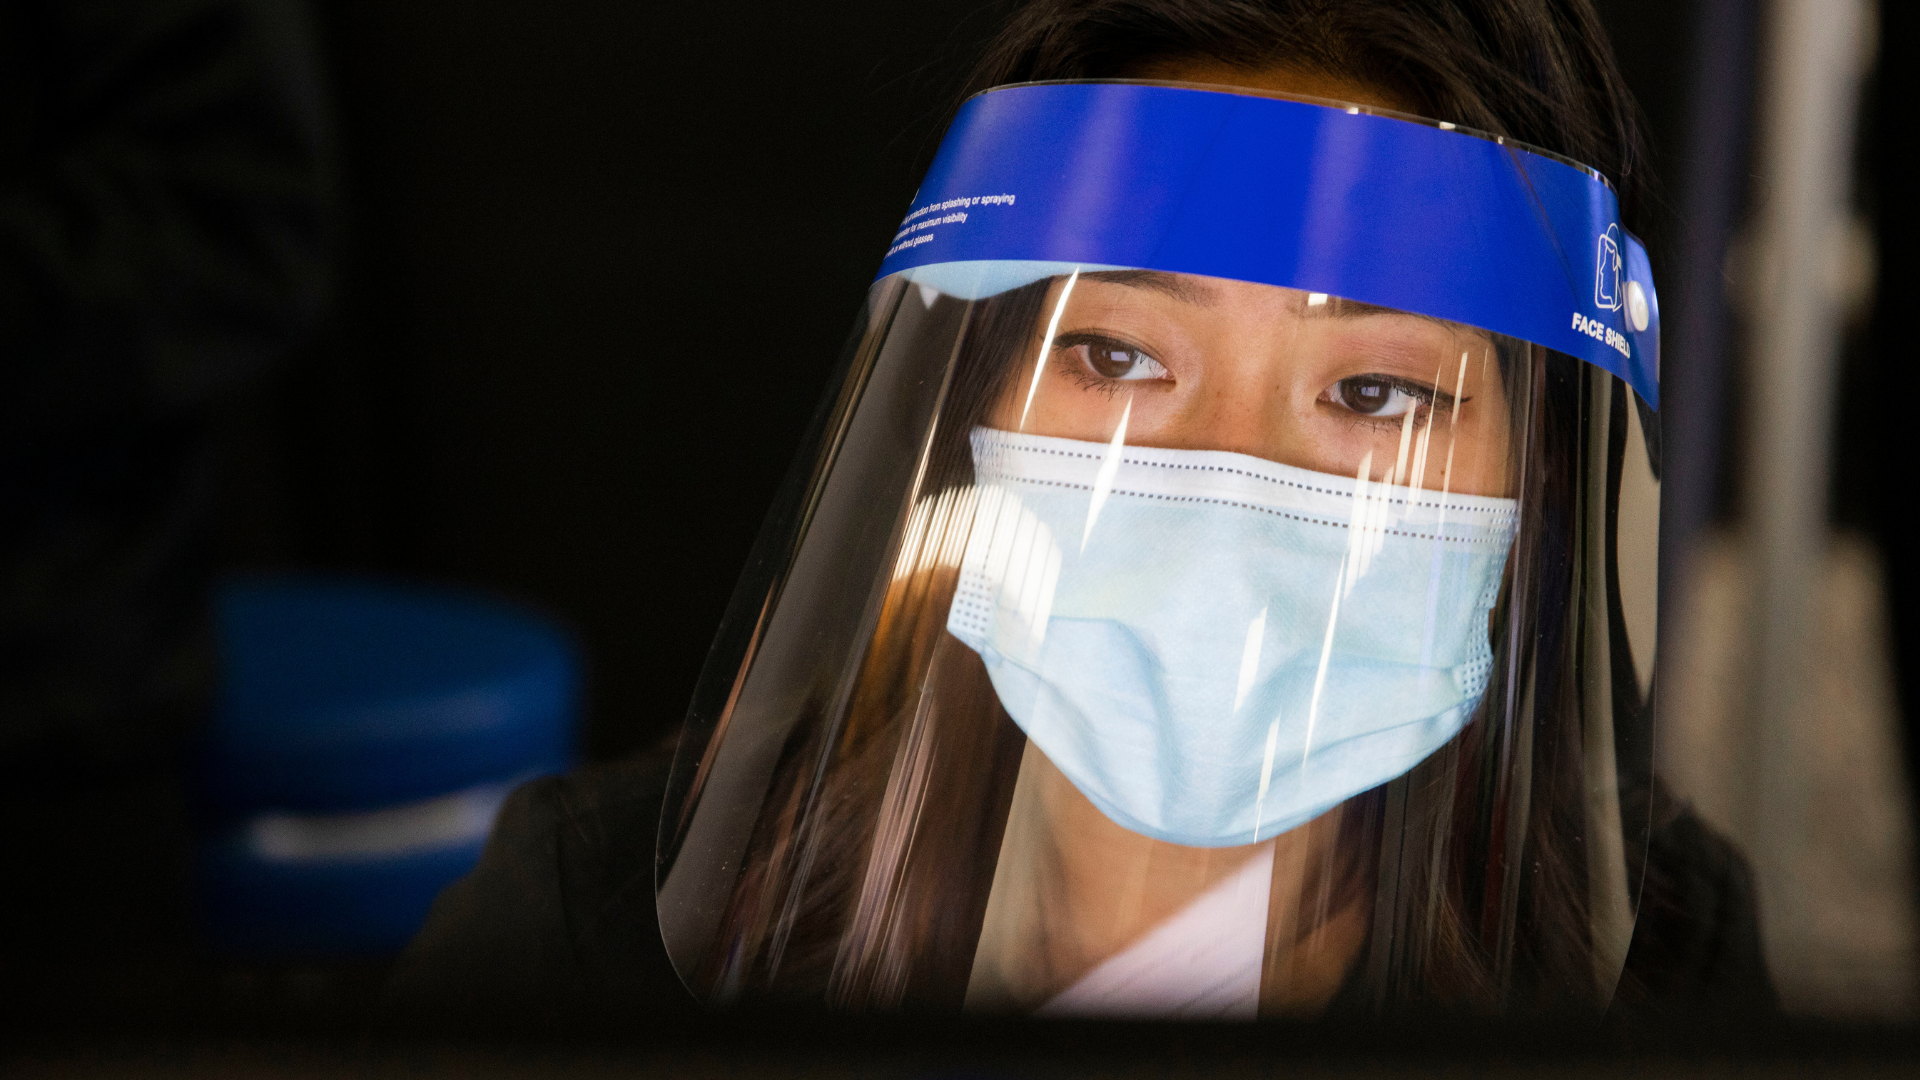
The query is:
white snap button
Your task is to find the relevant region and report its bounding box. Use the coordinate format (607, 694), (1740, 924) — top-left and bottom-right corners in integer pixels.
(1626, 280), (1650, 332)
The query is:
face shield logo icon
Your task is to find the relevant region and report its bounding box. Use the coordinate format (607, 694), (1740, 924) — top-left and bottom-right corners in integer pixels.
(1594, 224), (1624, 312)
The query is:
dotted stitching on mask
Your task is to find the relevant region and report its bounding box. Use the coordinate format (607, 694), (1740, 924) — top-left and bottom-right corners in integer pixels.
(998, 476), (1515, 549)
(950, 576), (994, 608)
(1455, 653), (1494, 696)
(976, 439), (1519, 524)
(949, 592), (996, 625)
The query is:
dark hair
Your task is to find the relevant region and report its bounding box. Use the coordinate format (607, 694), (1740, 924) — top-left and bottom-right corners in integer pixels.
(963, 0), (1651, 229)
(692, 0), (1650, 1017)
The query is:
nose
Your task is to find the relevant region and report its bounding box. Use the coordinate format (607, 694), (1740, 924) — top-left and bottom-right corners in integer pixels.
(1171, 350), (1302, 466)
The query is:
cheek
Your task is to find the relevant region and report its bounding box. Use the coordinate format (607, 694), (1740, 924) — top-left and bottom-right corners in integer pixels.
(982, 353), (1127, 439)
(1453, 413), (1514, 497)
(983, 364), (1029, 428)
(984, 344), (1054, 429)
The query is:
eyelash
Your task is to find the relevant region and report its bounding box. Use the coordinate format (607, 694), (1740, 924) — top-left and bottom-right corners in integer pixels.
(1051, 332), (1169, 397)
(1329, 376), (1465, 432)
(1046, 333), (1468, 425)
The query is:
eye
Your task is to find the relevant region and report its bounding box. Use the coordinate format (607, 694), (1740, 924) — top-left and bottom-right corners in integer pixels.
(1060, 337), (1171, 382)
(1327, 375), (1430, 418)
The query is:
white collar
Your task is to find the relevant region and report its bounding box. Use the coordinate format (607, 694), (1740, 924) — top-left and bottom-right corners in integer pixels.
(1036, 845), (1272, 1020)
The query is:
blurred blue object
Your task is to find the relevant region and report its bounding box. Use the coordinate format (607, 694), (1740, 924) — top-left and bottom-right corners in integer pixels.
(201, 577), (576, 814)
(195, 576), (578, 955)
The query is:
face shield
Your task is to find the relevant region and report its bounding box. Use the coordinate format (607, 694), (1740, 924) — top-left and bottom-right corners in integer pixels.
(657, 81), (1662, 1019)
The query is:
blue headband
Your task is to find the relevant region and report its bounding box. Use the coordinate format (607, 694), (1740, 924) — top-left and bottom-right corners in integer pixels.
(875, 82), (1659, 409)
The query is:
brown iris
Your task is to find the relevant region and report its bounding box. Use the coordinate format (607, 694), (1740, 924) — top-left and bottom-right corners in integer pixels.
(1085, 343), (1151, 379)
(1338, 376), (1398, 414)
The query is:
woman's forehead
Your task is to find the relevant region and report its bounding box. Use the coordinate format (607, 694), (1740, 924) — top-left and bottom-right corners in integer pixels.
(1073, 270), (1480, 337)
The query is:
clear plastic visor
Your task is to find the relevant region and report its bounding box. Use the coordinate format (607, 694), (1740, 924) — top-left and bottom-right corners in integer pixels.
(658, 265), (1660, 1019)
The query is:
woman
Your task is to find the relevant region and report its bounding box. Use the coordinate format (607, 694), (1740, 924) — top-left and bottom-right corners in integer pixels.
(389, 0), (1773, 1026)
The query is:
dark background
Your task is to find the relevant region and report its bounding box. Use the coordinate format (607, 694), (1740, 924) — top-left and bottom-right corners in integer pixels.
(221, 0), (1024, 761)
(10, 0), (1920, 1061)
(215, 0), (1811, 766)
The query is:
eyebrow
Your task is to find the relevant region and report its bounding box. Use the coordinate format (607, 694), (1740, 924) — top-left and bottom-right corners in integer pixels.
(1081, 270), (1454, 329)
(1307, 294), (1456, 330)
(1313, 297), (1399, 317)
(1080, 269), (1220, 306)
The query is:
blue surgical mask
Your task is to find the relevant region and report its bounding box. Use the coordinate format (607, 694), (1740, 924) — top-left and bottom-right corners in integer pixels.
(945, 427), (1517, 847)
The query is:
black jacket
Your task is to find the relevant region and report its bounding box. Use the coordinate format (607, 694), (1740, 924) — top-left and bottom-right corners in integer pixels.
(386, 752), (1777, 1032)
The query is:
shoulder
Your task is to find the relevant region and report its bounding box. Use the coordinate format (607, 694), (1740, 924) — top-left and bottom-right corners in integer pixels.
(1615, 791), (1778, 1016)
(382, 751), (695, 1033)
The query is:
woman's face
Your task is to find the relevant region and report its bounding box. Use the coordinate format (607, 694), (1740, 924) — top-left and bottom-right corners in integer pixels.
(987, 272), (1514, 497)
